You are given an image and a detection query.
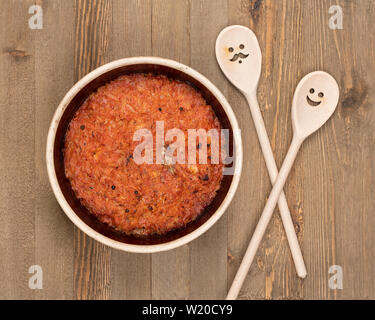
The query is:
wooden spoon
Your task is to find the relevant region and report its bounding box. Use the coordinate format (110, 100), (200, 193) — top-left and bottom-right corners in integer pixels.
(216, 25), (307, 279)
(227, 71), (340, 299)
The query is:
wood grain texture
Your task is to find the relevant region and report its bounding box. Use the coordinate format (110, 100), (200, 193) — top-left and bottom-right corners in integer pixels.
(0, 0), (374, 299)
(34, 0), (75, 300)
(73, 0), (113, 300)
(299, 0), (375, 299)
(0, 0), (36, 300)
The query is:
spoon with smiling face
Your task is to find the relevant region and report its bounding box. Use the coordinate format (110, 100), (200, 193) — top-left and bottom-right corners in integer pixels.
(216, 25), (307, 279)
(227, 71), (339, 300)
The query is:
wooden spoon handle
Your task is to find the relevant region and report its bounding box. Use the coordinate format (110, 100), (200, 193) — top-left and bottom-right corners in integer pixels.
(245, 92), (307, 278)
(227, 135), (303, 300)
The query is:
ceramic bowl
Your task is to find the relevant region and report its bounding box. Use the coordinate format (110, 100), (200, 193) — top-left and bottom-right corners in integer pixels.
(46, 57), (243, 253)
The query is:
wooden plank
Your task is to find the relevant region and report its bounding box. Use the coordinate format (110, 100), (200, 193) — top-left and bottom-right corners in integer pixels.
(256, 0), (305, 300)
(300, 0), (375, 299)
(189, 0), (229, 299)
(73, 0), (113, 300)
(34, 0), (75, 300)
(0, 0), (36, 300)
(150, 0), (191, 300)
(300, 0), (338, 300)
(246, 0), (306, 300)
(109, 0), (152, 300)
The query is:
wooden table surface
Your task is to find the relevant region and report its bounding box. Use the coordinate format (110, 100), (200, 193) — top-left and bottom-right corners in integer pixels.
(0, 0), (374, 300)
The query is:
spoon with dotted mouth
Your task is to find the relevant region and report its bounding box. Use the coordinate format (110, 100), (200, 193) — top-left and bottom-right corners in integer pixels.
(226, 71), (340, 299)
(216, 25), (307, 279)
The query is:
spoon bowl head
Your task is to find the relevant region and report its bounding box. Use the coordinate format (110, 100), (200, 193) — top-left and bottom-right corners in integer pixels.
(216, 25), (262, 94)
(292, 71), (339, 139)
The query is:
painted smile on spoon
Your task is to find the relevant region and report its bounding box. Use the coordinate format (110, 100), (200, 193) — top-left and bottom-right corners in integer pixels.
(306, 95), (322, 107)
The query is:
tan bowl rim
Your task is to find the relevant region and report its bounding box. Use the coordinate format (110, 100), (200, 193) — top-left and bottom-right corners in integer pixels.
(46, 56), (243, 253)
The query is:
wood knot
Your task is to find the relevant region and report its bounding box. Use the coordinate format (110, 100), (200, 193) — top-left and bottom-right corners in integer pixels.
(243, 0), (263, 24)
(252, 0), (262, 11)
(5, 48), (30, 60)
(256, 256), (265, 270)
(294, 222), (300, 234)
(340, 76), (369, 123)
(227, 251), (235, 263)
